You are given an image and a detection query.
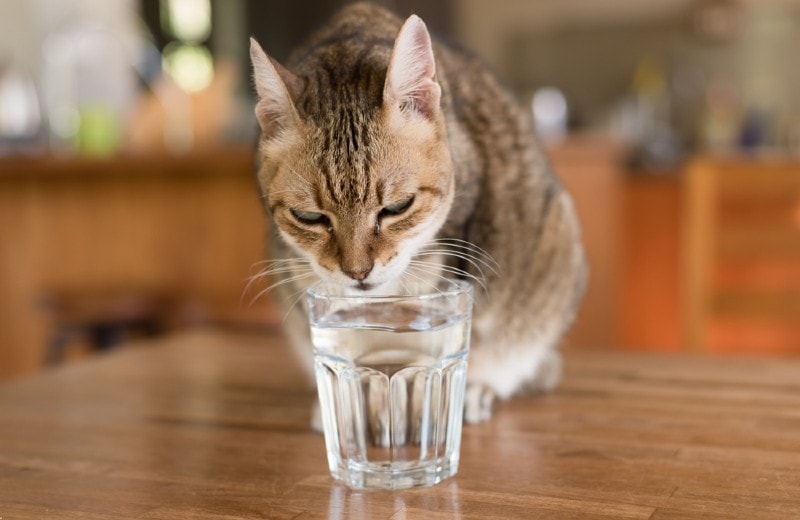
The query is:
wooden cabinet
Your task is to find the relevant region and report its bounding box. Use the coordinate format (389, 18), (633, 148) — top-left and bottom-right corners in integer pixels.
(683, 157), (800, 355)
(619, 157), (800, 356)
(0, 149), (276, 380)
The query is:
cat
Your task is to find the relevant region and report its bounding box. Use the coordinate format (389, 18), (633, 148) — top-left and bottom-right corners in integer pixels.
(249, 2), (587, 424)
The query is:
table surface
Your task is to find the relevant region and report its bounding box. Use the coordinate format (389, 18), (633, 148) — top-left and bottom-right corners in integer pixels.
(1, 329), (799, 519)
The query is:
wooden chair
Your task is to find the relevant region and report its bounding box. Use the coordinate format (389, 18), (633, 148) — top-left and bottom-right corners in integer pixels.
(682, 157), (800, 355)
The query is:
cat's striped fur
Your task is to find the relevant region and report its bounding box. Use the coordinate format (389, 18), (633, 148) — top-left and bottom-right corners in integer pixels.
(250, 3), (587, 423)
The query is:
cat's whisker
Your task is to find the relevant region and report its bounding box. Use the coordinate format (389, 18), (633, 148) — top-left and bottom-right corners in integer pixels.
(261, 268), (314, 286)
(248, 273), (315, 308)
(248, 263), (305, 277)
(254, 256), (307, 265)
(427, 238), (500, 269)
(415, 248), (497, 279)
(249, 257), (307, 270)
(407, 261), (457, 283)
(242, 259), (311, 302)
(397, 278), (411, 295)
(248, 271), (316, 307)
(403, 267), (447, 296)
(421, 249), (499, 281)
(429, 237), (495, 258)
(280, 283), (313, 325)
(252, 265), (312, 279)
(412, 260), (486, 291)
(242, 268), (311, 302)
(253, 260), (311, 276)
(398, 273), (426, 297)
(408, 260), (487, 292)
(420, 243), (498, 270)
(426, 240), (499, 270)
(243, 270), (279, 304)
(405, 265), (466, 297)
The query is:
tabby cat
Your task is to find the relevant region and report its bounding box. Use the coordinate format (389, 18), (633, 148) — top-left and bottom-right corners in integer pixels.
(249, 3), (587, 423)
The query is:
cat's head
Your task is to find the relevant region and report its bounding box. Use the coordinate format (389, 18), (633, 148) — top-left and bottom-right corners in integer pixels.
(250, 15), (453, 293)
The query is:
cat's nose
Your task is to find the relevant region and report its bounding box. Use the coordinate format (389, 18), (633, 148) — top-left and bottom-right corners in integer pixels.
(343, 266), (372, 281)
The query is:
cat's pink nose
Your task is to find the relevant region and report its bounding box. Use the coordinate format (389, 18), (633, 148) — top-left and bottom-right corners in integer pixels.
(343, 267), (372, 281)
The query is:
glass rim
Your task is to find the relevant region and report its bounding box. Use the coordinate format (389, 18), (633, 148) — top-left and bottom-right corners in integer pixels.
(306, 278), (473, 303)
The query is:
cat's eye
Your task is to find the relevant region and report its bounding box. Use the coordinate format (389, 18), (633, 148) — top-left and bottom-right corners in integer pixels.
(291, 208), (329, 226)
(379, 196), (414, 218)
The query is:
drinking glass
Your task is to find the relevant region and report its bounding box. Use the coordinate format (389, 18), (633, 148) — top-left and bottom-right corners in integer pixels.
(307, 279), (473, 490)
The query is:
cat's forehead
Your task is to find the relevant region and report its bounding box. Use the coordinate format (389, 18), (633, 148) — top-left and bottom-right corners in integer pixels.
(294, 44), (387, 117)
(286, 132), (411, 211)
(300, 102), (384, 206)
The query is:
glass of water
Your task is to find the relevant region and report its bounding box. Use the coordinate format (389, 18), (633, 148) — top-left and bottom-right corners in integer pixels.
(307, 279), (473, 490)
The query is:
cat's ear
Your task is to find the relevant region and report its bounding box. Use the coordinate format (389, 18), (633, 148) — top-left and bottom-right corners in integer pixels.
(250, 38), (303, 137)
(384, 15), (441, 121)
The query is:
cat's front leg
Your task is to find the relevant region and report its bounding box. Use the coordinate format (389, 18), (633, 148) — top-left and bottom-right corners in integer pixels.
(464, 333), (564, 423)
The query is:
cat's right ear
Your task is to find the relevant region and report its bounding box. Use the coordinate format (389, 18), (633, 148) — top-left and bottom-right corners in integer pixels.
(250, 38), (303, 137)
(384, 15), (441, 122)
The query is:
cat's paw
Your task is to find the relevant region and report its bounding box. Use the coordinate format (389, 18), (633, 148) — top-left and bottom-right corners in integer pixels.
(464, 383), (495, 423)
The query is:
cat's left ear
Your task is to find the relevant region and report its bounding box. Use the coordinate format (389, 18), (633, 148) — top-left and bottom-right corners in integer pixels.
(250, 38), (303, 137)
(384, 15), (441, 121)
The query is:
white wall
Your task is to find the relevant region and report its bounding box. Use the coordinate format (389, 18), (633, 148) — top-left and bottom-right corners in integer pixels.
(0, 2), (40, 74)
(453, 0), (696, 72)
(454, 0), (800, 75)
(0, 0), (138, 78)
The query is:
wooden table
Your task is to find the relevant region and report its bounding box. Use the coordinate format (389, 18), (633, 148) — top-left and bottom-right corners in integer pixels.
(1, 330), (799, 519)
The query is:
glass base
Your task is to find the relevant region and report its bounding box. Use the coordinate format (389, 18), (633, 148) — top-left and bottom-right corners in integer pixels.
(330, 457), (459, 490)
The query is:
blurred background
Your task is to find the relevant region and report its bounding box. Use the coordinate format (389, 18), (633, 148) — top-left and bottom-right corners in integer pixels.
(1, 0), (799, 381)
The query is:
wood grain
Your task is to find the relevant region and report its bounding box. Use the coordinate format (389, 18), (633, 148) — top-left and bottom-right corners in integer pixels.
(1, 330), (798, 519)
